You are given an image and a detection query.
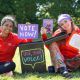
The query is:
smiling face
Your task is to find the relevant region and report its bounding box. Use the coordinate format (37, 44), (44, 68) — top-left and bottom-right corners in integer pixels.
(59, 19), (72, 33)
(1, 20), (14, 35)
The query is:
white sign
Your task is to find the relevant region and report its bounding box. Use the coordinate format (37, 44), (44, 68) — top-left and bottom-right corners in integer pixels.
(69, 33), (80, 50)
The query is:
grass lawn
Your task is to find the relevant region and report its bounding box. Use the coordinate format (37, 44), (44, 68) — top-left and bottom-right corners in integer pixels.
(0, 46), (80, 80)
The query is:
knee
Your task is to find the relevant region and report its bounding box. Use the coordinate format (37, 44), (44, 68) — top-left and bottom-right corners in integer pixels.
(49, 42), (59, 50)
(52, 42), (58, 46)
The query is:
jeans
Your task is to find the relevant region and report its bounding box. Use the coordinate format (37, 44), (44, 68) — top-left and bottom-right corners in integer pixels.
(0, 62), (16, 74)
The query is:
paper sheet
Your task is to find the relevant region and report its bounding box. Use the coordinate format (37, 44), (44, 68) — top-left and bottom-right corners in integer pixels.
(69, 34), (80, 50)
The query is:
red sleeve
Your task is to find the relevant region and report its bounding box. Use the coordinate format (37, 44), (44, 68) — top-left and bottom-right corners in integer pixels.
(41, 33), (50, 49)
(26, 39), (33, 42)
(12, 33), (33, 45)
(18, 38), (33, 43)
(42, 33), (47, 41)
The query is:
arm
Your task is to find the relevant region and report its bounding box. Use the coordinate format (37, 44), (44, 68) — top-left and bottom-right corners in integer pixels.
(52, 28), (62, 37)
(13, 33), (33, 45)
(42, 33), (47, 41)
(40, 27), (48, 41)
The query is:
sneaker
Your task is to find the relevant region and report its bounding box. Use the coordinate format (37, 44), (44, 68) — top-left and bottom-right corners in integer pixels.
(61, 71), (73, 78)
(59, 67), (73, 78)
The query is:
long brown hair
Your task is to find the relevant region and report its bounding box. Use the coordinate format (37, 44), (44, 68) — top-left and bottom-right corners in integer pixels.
(58, 19), (74, 33)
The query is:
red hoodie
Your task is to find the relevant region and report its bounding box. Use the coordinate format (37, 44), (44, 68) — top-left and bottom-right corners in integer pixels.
(0, 32), (32, 62)
(42, 30), (80, 59)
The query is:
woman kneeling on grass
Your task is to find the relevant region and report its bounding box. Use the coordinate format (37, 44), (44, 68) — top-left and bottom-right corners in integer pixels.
(41, 14), (80, 78)
(0, 15), (32, 76)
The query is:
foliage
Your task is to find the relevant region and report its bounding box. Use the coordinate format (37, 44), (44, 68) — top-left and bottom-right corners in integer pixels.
(0, 0), (80, 27)
(0, 0), (37, 23)
(36, 0), (80, 26)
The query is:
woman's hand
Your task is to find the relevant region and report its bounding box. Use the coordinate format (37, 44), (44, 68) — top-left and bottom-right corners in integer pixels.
(52, 28), (62, 37)
(40, 27), (47, 34)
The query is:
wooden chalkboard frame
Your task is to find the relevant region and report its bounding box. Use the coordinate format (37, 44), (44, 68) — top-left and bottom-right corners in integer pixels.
(19, 41), (46, 73)
(44, 32), (68, 45)
(21, 48), (45, 69)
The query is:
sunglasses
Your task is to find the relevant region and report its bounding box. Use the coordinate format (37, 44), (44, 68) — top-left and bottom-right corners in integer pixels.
(59, 20), (68, 26)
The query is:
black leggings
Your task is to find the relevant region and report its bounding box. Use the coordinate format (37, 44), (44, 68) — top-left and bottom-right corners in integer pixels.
(0, 62), (16, 74)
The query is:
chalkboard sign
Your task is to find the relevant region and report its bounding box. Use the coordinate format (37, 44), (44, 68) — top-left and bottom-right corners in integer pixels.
(21, 49), (44, 69)
(19, 41), (46, 73)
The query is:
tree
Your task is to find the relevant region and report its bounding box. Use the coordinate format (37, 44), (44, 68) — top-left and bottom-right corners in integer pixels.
(0, 0), (80, 26)
(0, 0), (37, 23)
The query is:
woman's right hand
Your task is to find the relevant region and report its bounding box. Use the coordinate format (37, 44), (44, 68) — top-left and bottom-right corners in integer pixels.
(52, 28), (62, 37)
(40, 27), (47, 34)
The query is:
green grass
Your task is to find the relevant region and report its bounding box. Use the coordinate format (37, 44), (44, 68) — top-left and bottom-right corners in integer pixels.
(0, 47), (80, 80)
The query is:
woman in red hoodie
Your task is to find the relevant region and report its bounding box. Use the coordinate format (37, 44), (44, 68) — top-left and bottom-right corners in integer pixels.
(0, 15), (32, 76)
(41, 14), (80, 78)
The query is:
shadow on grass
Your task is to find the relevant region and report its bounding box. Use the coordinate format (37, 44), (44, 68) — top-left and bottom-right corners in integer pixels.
(13, 71), (57, 79)
(13, 70), (80, 79)
(72, 70), (80, 78)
